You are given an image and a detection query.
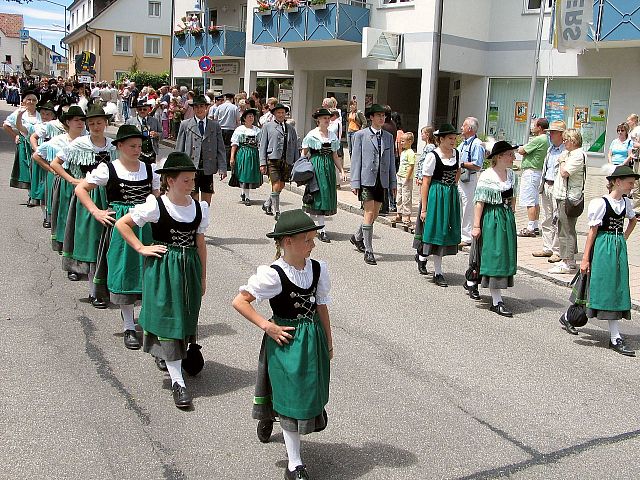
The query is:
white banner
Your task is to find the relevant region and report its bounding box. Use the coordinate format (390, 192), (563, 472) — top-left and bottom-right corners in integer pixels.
(554, 0), (593, 52)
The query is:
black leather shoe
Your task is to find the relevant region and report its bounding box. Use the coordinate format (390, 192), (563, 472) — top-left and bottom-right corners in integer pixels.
(284, 465), (309, 480)
(350, 235), (365, 253)
(42, 219), (51, 228)
(154, 356), (168, 371)
(433, 274), (448, 287)
(123, 329), (141, 350)
(415, 254), (428, 275)
(318, 231), (330, 243)
(89, 295), (108, 309)
(490, 301), (513, 317)
(559, 313), (579, 335)
(172, 382), (192, 408)
(262, 203), (273, 216)
(67, 272), (81, 281)
(240, 193), (246, 202)
(244, 199), (252, 206)
(463, 282), (481, 300)
(609, 338), (636, 357)
(364, 251), (377, 265)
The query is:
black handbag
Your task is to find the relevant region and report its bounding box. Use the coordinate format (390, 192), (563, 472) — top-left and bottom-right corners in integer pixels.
(465, 237), (481, 282)
(228, 172), (240, 188)
(564, 154), (586, 217)
(182, 343), (204, 376)
(567, 271), (590, 327)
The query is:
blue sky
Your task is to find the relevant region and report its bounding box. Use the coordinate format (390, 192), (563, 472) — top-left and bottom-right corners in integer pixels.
(0, 0), (71, 54)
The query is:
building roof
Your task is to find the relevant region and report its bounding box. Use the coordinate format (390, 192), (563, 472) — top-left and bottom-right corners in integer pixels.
(0, 13), (24, 38)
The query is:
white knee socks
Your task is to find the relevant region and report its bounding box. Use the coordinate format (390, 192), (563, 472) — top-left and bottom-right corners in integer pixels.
(310, 214), (326, 232)
(271, 192), (280, 213)
(121, 304), (135, 331)
(165, 359), (185, 387)
(242, 187), (250, 200)
(490, 288), (503, 306)
(282, 429), (302, 472)
(608, 320), (621, 342)
(88, 263), (97, 297)
(432, 255), (442, 275)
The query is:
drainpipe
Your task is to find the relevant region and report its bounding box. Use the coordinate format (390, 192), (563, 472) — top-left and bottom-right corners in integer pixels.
(85, 22), (101, 79)
(428, 0), (444, 125)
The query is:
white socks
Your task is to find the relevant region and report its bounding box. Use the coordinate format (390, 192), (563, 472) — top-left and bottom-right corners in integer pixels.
(242, 187), (250, 200)
(88, 263), (97, 297)
(418, 255), (427, 262)
(282, 429), (302, 472)
(121, 304), (135, 331)
(40, 205), (46, 219)
(310, 214), (326, 233)
(490, 288), (503, 306)
(165, 359), (185, 387)
(271, 192), (280, 213)
(608, 320), (621, 342)
(432, 255), (443, 275)
(527, 220), (538, 231)
(466, 280), (475, 287)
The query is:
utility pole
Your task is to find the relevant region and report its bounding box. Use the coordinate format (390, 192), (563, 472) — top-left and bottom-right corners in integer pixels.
(524, 3), (546, 143)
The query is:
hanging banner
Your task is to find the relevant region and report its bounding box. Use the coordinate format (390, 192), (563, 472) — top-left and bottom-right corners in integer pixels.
(514, 101), (528, 123)
(545, 93), (566, 123)
(590, 100), (608, 122)
(574, 106), (589, 129)
(554, 0), (593, 52)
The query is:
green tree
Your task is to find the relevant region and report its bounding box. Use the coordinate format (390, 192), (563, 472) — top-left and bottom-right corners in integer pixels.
(124, 71), (170, 89)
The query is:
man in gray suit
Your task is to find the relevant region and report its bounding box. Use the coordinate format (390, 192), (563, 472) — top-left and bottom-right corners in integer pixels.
(350, 104), (397, 265)
(126, 98), (162, 165)
(258, 103), (299, 220)
(176, 94), (226, 205)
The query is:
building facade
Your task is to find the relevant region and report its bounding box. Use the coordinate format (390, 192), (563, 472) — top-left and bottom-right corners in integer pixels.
(0, 13), (24, 76)
(26, 37), (56, 76)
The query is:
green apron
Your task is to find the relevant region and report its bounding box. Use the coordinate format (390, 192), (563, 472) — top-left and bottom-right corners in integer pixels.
(589, 231), (631, 312)
(62, 187), (107, 263)
(235, 144), (262, 186)
(29, 160), (47, 202)
(10, 135), (32, 189)
(480, 203), (518, 277)
(422, 181), (461, 246)
(303, 154), (338, 216)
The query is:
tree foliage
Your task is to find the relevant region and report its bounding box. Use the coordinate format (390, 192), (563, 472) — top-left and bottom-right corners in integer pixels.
(124, 71), (170, 89)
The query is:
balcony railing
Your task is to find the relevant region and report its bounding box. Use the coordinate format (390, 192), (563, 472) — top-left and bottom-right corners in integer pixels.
(590, 0), (640, 43)
(252, 0), (370, 47)
(173, 25), (246, 59)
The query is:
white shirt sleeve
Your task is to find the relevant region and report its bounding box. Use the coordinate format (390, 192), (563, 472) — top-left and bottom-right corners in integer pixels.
(84, 162), (110, 186)
(587, 198), (606, 227)
(231, 127), (242, 147)
(316, 260), (332, 305)
(422, 152), (437, 177)
(151, 164), (161, 191)
(239, 265), (282, 303)
(625, 197), (635, 219)
(197, 201), (209, 234)
(3, 110), (17, 128)
(130, 194), (160, 227)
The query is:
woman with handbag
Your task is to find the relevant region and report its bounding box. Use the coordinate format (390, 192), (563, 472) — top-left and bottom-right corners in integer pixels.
(550, 129), (586, 274)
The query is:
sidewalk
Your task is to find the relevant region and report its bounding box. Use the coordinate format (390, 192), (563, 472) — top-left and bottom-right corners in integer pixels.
(117, 126), (640, 309)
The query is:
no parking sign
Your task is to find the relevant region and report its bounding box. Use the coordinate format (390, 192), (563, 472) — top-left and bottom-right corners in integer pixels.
(198, 56), (213, 72)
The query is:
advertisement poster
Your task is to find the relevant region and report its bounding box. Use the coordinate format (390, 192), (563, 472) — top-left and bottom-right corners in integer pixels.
(487, 106), (499, 136)
(514, 101), (528, 123)
(545, 93), (566, 123)
(574, 106), (589, 128)
(581, 122), (595, 151)
(590, 100), (608, 122)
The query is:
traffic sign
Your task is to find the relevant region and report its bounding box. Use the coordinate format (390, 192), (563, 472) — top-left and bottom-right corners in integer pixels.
(198, 55), (212, 72)
(19, 29), (29, 41)
(52, 55), (63, 64)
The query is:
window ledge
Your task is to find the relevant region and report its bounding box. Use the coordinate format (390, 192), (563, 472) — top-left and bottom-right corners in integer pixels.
(143, 53), (162, 58)
(376, 3), (415, 10)
(113, 51), (133, 56)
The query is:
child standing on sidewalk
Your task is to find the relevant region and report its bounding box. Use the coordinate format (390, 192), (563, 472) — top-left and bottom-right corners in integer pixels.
(233, 209), (333, 480)
(394, 132), (416, 226)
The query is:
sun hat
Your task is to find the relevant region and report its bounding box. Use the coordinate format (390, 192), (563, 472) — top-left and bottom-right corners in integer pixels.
(266, 209), (322, 239)
(156, 152), (198, 173)
(488, 140), (519, 159)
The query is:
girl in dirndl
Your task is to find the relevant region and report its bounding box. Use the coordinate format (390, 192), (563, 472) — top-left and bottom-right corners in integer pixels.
(2, 90), (41, 197)
(467, 141), (518, 317)
(579, 165), (638, 356)
(413, 126), (437, 276)
(75, 125), (160, 351)
(230, 108), (262, 206)
(419, 124), (461, 287)
(116, 152), (208, 409)
(301, 108), (346, 244)
(233, 209), (333, 480)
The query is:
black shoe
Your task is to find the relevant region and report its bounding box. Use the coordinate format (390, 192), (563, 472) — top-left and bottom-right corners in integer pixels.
(262, 203), (273, 216)
(609, 338), (636, 357)
(463, 282), (481, 300)
(490, 301), (513, 317)
(275, 212), (280, 221)
(67, 272), (80, 281)
(154, 356), (168, 371)
(559, 313), (578, 335)
(415, 254), (428, 275)
(433, 274), (448, 287)
(350, 235), (365, 253)
(318, 231), (330, 243)
(240, 193), (246, 202)
(172, 382), (192, 408)
(284, 465), (309, 480)
(89, 295), (108, 309)
(364, 251), (377, 265)
(244, 199), (252, 206)
(123, 329), (141, 350)
(42, 219), (51, 228)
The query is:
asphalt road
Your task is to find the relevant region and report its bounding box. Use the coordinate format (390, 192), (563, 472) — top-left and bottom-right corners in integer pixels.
(1, 102), (639, 479)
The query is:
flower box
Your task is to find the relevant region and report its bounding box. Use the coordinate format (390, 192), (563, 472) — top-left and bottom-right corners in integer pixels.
(284, 7), (299, 13)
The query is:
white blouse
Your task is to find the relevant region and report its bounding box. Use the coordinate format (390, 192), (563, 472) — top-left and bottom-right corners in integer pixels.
(130, 194), (209, 234)
(3, 109), (41, 130)
(422, 148), (458, 177)
(231, 125), (260, 146)
(58, 136), (114, 168)
(587, 195), (635, 227)
(240, 257), (331, 305)
(85, 160), (161, 190)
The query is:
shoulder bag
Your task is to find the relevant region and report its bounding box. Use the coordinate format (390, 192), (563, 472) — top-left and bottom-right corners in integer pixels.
(564, 153), (586, 218)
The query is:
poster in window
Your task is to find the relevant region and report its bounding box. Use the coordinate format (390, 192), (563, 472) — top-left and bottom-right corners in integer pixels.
(487, 106), (499, 136)
(590, 100), (607, 122)
(574, 106), (589, 128)
(544, 93), (566, 123)
(514, 101), (528, 123)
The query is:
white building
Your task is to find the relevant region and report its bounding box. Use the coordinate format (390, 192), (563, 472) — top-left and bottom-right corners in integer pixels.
(0, 13), (25, 76)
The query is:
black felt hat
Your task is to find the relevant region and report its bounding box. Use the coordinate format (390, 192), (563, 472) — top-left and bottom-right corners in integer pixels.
(113, 124), (144, 145)
(312, 108), (332, 119)
(266, 209), (322, 239)
(191, 95), (209, 106)
(156, 152), (198, 173)
(434, 123), (460, 137)
(85, 105), (112, 120)
(61, 105), (86, 122)
(487, 140), (518, 159)
(241, 108), (259, 123)
(270, 102), (289, 114)
(365, 104), (385, 118)
(37, 100), (57, 113)
(134, 98), (152, 109)
(606, 165), (640, 181)
(21, 89), (40, 101)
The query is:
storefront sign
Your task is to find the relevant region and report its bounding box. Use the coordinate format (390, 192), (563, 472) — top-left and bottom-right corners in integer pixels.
(545, 93), (566, 123)
(211, 62), (239, 75)
(554, 1), (592, 52)
(590, 100), (608, 122)
(514, 101), (528, 123)
(574, 106), (589, 128)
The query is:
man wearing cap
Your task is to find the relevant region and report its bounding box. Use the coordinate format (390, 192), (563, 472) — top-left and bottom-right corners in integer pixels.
(532, 120), (566, 262)
(349, 104), (397, 265)
(126, 98), (162, 165)
(176, 94), (226, 205)
(259, 103), (299, 219)
(517, 117), (550, 237)
(457, 116), (485, 247)
(214, 93), (240, 169)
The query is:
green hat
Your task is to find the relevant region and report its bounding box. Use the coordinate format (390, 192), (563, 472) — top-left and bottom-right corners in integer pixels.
(434, 123), (460, 137)
(37, 100), (56, 113)
(312, 108), (332, 119)
(61, 105), (86, 123)
(85, 105), (112, 120)
(192, 95), (209, 106)
(156, 152), (198, 174)
(270, 103), (289, 114)
(266, 209), (322, 239)
(606, 165), (640, 181)
(113, 124), (144, 145)
(365, 104), (385, 117)
(241, 108), (259, 123)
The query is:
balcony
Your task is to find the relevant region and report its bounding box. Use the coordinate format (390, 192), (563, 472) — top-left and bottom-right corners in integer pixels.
(252, 1), (370, 48)
(589, 0), (640, 45)
(173, 26), (246, 59)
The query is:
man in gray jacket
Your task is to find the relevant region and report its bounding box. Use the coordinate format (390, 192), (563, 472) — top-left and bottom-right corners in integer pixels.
(258, 103), (299, 220)
(126, 98), (162, 165)
(176, 95), (226, 205)
(350, 104), (397, 265)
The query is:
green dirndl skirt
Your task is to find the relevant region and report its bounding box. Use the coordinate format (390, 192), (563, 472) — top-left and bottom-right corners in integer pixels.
(138, 243), (202, 340)
(10, 135), (32, 190)
(422, 181), (461, 255)
(479, 203), (517, 288)
(45, 171), (55, 215)
(50, 177), (74, 252)
(29, 159), (47, 204)
(62, 187), (107, 271)
(235, 145), (262, 188)
(587, 231), (631, 319)
(303, 154), (338, 216)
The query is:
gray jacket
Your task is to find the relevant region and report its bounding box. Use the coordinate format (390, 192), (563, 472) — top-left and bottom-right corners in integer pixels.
(126, 115), (162, 155)
(176, 117), (226, 175)
(350, 127), (397, 190)
(259, 121), (299, 166)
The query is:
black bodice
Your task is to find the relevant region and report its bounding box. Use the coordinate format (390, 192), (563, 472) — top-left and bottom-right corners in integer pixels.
(431, 150), (459, 185)
(310, 142), (333, 156)
(501, 188), (514, 206)
(598, 197), (625, 234)
(269, 260), (320, 321)
(240, 135), (258, 148)
(151, 197), (202, 247)
(105, 162), (153, 204)
(79, 150), (111, 174)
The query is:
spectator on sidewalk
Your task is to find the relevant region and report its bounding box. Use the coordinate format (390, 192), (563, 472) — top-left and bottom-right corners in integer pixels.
(215, 93), (240, 169)
(394, 131), (416, 227)
(532, 120), (565, 263)
(517, 117), (550, 237)
(457, 117), (485, 247)
(608, 122), (633, 166)
(346, 100), (366, 156)
(259, 97), (278, 125)
(550, 129), (585, 275)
